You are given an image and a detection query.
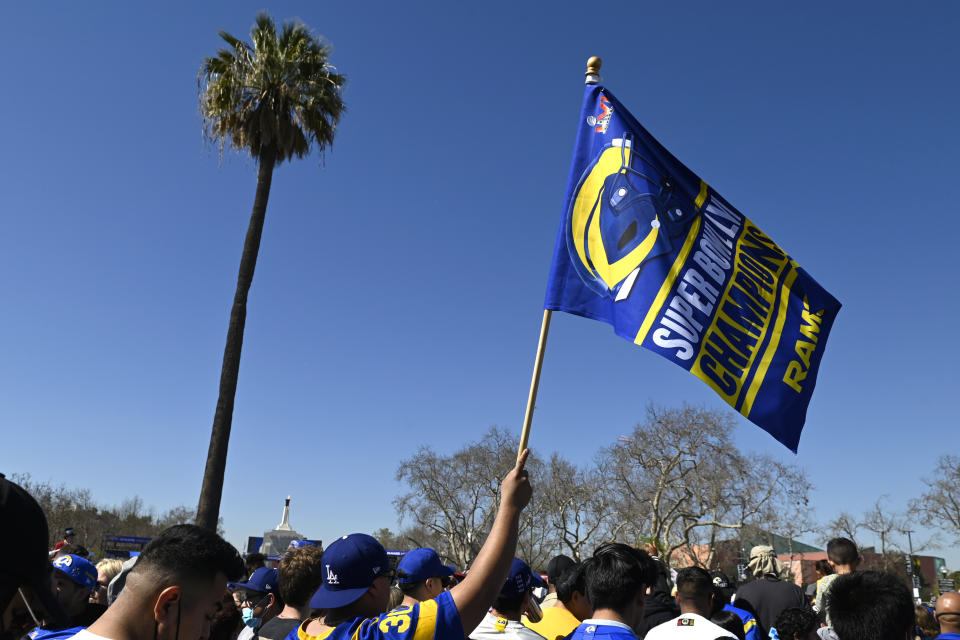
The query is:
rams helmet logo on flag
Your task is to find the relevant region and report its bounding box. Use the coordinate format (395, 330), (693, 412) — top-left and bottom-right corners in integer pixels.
(564, 134), (697, 300)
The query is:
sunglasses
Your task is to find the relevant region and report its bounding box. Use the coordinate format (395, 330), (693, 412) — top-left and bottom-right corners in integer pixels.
(239, 591), (268, 604)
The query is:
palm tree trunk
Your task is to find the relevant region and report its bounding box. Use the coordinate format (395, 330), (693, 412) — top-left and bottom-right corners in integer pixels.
(196, 147), (277, 531)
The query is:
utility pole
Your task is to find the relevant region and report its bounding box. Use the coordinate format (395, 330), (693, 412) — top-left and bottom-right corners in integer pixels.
(905, 529), (920, 602)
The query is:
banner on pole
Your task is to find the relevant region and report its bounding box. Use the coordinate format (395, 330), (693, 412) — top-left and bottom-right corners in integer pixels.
(544, 85), (841, 452)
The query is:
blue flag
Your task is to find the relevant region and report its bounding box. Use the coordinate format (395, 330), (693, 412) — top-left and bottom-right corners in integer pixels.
(545, 85), (840, 452)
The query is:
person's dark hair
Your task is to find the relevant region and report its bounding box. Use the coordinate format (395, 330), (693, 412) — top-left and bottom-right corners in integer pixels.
(710, 610), (745, 640)
(133, 525), (245, 600)
(556, 563), (586, 605)
(676, 567), (713, 604)
(396, 571), (422, 596)
(649, 557), (672, 596)
(493, 593), (526, 615)
(583, 543), (657, 612)
(245, 552), (267, 576)
(824, 571), (913, 640)
(773, 607), (818, 639)
(547, 555), (576, 586)
(279, 546), (323, 608)
(826, 538), (858, 565)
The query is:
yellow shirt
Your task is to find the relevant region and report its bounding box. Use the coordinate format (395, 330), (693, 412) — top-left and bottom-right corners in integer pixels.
(523, 606), (580, 640)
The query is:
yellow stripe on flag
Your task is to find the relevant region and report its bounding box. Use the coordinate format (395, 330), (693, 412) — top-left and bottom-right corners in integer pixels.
(634, 216), (702, 345)
(695, 180), (709, 210)
(741, 262), (799, 417)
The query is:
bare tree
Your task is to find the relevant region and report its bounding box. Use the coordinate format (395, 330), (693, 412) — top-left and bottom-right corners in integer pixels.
(861, 497), (905, 572)
(821, 511), (861, 547)
(394, 426), (539, 568)
(600, 404), (813, 567)
(912, 454), (960, 543)
(539, 454), (610, 561)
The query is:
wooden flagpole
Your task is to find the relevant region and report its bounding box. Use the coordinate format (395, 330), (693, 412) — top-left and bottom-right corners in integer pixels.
(517, 56), (603, 461)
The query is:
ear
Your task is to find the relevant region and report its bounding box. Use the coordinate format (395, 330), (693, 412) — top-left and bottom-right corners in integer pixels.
(154, 586), (181, 624)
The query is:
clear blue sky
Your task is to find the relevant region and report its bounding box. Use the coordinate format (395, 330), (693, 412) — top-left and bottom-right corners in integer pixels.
(2, 2), (957, 567)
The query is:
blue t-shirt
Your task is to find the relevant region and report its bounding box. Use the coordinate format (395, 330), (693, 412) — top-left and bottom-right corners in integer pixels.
(935, 634), (960, 640)
(28, 627), (86, 640)
(287, 590), (463, 640)
(722, 604), (758, 640)
(567, 621), (637, 640)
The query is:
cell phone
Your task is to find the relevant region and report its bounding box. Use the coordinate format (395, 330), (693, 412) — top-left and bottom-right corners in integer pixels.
(524, 592), (543, 623)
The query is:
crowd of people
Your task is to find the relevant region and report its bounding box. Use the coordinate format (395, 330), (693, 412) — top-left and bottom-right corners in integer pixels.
(2, 458), (957, 640)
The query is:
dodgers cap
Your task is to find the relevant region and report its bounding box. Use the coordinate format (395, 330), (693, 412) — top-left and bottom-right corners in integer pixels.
(52, 555), (98, 590)
(310, 534), (389, 609)
(500, 558), (544, 598)
(396, 548), (454, 584)
(230, 567), (278, 595)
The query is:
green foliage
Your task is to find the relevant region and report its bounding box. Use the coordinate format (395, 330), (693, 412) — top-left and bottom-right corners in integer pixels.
(199, 12), (346, 164)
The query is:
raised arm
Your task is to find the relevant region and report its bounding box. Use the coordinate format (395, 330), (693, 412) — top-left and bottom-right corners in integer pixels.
(449, 449), (533, 632)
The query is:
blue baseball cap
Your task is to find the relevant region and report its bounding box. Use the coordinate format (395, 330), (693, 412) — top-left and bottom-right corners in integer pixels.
(310, 534), (389, 609)
(230, 567), (278, 595)
(500, 558), (544, 598)
(52, 554), (97, 590)
(288, 539), (318, 548)
(396, 548), (454, 584)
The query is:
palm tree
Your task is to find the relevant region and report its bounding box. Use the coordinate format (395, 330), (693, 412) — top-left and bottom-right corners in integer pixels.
(195, 13), (345, 531)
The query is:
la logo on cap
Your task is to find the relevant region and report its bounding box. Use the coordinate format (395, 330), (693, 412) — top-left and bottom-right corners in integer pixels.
(326, 565), (339, 585)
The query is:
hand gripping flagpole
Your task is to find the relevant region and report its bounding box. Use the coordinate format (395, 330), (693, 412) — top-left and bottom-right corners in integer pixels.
(517, 57), (603, 461)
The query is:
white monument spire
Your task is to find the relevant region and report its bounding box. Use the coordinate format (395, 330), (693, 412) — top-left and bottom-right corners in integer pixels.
(277, 495), (293, 531)
(259, 494), (303, 555)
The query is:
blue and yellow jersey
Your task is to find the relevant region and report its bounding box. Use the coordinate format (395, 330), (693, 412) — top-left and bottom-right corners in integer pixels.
(289, 591), (463, 640)
(722, 604), (758, 640)
(567, 621), (638, 640)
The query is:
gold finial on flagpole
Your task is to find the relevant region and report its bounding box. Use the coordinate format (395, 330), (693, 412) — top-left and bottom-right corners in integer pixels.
(585, 56), (602, 84)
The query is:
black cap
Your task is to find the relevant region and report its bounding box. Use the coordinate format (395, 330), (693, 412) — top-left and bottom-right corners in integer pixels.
(546, 555), (575, 586)
(709, 570), (732, 589)
(0, 474), (68, 626)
